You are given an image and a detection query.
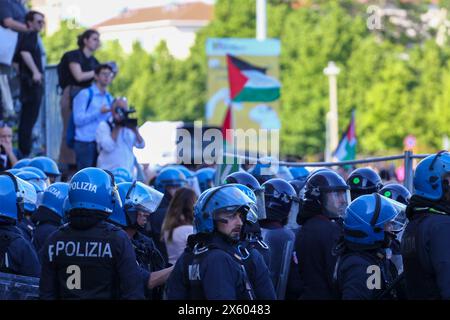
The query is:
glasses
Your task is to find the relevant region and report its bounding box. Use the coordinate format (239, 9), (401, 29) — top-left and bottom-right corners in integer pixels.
(36, 20), (45, 25)
(99, 72), (114, 78)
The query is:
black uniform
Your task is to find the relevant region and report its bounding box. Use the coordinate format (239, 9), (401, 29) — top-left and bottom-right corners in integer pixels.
(18, 218), (35, 243)
(32, 206), (62, 254)
(261, 224), (295, 297)
(0, 222), (40, 277)
(166, 233), (255, 300)
(148, 193), (171, 262)
(131, 231), (166, 299)
(334, 246), (399, 300)
(39, 216), (144, 300)
(295, 214), (342, 299)
(243, 247), (276, 300)
(401, 199), (450, 299)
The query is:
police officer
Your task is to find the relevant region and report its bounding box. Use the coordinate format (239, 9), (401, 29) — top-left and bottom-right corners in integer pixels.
(260, 178), (298, 300)
(0, 172), (41, 277)
(334, 194), (404, 300)
(195, 167), (215, 193)
(109, 181), (173, 299)
(401, 151), (450, 299)
(15, 170), (44, 242)
(150, 167), (187, 259)
(224, 173), (275, 300)
(224, 171), (270, 266)
(379, 183), (411, 274)
(32, 183), (69, 253)
(295, 170), (350, 299)
(28, 156), (62, 184)
(347, 167), (383, 201)
(39, 167), (144, 299)
(166, 185), (262, 300)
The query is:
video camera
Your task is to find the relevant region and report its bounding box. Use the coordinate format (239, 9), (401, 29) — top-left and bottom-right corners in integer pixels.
(115, 106), (138, 128)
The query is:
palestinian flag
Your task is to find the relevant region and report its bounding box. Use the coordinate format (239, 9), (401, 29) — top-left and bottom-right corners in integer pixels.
(227, 54), (280, 102)
(333, 111), (357, 161)
(215, 103), (240, 186)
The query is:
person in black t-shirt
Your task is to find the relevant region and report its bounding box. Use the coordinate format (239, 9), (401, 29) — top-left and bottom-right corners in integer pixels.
(16, 10), (45, 157)
(0, 0), (28, 32)
(58, 29), (100, 176)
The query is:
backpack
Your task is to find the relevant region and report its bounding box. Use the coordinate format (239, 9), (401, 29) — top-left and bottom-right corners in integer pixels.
(57, 52), (71, 91)
(66, 87), (94, 149)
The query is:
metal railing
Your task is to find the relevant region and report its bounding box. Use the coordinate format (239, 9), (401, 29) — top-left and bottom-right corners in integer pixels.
(225, 151), (431, 192)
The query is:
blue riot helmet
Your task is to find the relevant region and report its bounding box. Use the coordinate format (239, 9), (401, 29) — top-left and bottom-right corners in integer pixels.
(154, 167), (187, 193)
(114, 176), (127, 184)
(224, 171), (266, 220)
(20, 166), (47, 179)
(122, 181), (164, 227)
(195, 168), (215, 193)
(249, 156), (278, 184)
(172, 166), (201, 196)
(68, 167), (121, 215)
(0, 172), (26, 221)
(12, 158), (31, 169)
(262, 178), (299, 225)
(6, 169), (21, 175)
(20, 166), (49, 187)
(193, 185), (258, 235)
(111, 167), (132, 183)
(347, 167), (383, 201)
(413, 151), (450, 202)
(0, 172), (36, 221)
(289, 166), (309, 181)
(344, 194), (406, 250)
(277, 165), (294, 181)
(379, 183), (411, 206)
(28, 156), (61, 179)
(301, 170), (350, 222)
(15, 171), (46, 193)
(15, 171), (46, 207)
(62, 197), (71, 223)
(39, 183), (70, 219)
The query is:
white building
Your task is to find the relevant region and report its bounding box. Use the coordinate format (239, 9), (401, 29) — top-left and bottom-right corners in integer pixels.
(94, 2), (213, 59)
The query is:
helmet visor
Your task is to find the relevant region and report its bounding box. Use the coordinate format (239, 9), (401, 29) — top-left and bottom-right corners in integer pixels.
(28, 178), (47, 193)
(379, 195), (407, 233)
(323, 190), (351, 218)
(254, 187), (266, 220)
(16, 177), (38, 210)
(286, 197), (301, 229)
(126, 181), (163, 214)
(213, 202), (258, 225)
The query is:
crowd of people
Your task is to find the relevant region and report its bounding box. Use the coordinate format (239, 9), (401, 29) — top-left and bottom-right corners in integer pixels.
(1, 1), (140, 181)
(0, 150), (449, 300)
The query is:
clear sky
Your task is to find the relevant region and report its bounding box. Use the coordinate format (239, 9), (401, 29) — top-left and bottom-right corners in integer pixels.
(57, 0), (214, 27)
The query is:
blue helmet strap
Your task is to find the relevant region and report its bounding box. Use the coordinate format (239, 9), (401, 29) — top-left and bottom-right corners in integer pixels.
(429, 150), (447, 171)
(370, 193), (381, 227)
(104, 169), (117, 207)
(125, 180), (137, 201)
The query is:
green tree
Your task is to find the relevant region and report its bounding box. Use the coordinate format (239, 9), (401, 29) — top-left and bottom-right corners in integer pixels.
(42, 21), (84, 64)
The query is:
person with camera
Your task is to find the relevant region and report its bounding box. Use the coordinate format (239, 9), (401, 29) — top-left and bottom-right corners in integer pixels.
(72, 64), (113, 171)
(96, 97), (144, 177)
